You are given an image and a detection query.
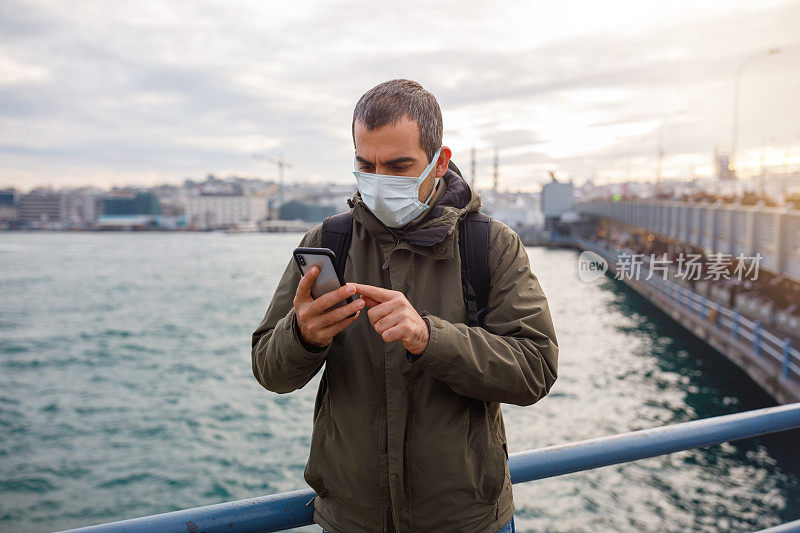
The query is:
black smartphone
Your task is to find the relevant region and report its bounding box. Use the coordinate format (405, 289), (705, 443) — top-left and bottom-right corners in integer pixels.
(293, 247), (356, 314)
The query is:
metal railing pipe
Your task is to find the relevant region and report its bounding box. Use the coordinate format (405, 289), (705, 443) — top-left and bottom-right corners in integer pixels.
(752, 518), (800, 532)
(58, 488), (316, 533)
(59, 403), (800, 533)
(508, 402), (800, 484)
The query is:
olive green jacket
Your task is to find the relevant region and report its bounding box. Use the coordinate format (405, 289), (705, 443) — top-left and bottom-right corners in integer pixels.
(251, 169), (558, 532)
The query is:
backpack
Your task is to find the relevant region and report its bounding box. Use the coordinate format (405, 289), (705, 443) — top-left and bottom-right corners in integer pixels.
(321, 161), (492, 329)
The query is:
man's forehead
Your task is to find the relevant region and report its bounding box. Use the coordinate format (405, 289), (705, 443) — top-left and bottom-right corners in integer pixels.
(354, 113), (418, 132)
(354, 116), (421, 141)
(353, 118), (425, 160)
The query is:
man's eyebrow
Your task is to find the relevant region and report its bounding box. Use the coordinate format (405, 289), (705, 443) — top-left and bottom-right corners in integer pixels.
(355, 155), (418, 166)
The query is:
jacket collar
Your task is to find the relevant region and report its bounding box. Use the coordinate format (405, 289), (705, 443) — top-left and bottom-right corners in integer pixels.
(348, 162), (482, 258)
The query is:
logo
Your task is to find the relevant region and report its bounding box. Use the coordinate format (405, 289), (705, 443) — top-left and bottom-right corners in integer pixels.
(578, 250), (608, 282)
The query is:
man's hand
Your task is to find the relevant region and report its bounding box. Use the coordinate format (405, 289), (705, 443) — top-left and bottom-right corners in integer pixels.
(352, 284), (429, 355)
(294, 266), (365, 349)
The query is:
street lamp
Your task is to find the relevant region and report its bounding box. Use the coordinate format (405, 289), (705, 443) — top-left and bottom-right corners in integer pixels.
(730, 47), (781, 178)
(656, 110), (685, 196)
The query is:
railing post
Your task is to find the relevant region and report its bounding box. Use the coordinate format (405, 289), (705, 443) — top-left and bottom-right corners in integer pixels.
(714, 302), (722, 328)
(701, 295), (707, 318)
(782, 339), (793, 379)
(753, 322), (762, 356)
(733, 311), (740, 340)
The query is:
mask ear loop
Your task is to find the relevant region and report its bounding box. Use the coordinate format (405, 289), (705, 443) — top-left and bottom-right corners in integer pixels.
(422, 176), (440, 205)
(421, 148), (442, 205)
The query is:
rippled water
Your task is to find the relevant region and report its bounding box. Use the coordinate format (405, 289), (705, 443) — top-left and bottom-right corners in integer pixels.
(0, 232), (798, 533)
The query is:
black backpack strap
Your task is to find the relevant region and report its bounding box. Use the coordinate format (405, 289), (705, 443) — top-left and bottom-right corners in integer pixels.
(458, 211), (492, 327)
(321, 212), (353, 275)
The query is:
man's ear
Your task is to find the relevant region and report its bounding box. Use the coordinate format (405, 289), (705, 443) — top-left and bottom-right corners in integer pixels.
(435, 146), (452, 178)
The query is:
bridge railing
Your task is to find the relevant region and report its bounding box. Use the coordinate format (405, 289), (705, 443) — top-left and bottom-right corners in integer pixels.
(660, 279), (800, 381)
(57, 403), (800, 533)
(578, 239), (800, 383)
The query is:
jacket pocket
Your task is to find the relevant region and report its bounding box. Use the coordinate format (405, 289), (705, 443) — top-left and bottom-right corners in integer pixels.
(477, 402), (506, 506)
(304, 387), (331, 497)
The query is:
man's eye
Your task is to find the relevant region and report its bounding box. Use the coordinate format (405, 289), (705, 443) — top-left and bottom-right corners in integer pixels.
(394, 166), (411, 173)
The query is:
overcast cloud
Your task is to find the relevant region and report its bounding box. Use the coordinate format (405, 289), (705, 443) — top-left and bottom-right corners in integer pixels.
(1, 0), (798, 191)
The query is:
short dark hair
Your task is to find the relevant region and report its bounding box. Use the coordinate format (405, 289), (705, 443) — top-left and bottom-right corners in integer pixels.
(352, 79), (443, 163)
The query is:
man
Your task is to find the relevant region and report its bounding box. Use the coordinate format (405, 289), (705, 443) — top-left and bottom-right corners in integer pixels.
(252, 79), (558, 533)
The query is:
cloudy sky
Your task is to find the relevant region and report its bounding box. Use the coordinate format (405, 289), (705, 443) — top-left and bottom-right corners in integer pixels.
(1, 0), (798, 192)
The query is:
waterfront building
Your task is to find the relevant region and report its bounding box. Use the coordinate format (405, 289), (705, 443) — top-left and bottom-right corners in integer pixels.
(97, 191), (161, 230)
(18, 189), (65, 229)
(278, 200), (337, 222)
(0, 189), (17, 228)
(185, 193), (268, 230)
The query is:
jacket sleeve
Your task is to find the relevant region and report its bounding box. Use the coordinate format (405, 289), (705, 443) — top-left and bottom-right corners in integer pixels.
(414, 220), (559, 406)
(251, 224), (330, 394)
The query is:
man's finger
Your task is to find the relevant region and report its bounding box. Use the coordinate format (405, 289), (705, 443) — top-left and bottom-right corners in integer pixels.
(312, 283), (358, 314)
(297, 265), (319, 301)
(367, 300), (401, 327)
(373, 312), (402, 335)
(352, 283), (396, 304)
(361, 296), (381, 308)
(381, 322), (406, 343)
(319, 298), (365, 326)
(320, 309), (361, 338)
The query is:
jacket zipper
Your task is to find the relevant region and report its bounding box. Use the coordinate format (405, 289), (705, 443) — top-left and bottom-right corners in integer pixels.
(380, 417), (387, 454)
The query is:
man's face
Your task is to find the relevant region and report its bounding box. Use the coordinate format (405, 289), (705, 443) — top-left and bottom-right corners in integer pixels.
(354, 115), (450, 202)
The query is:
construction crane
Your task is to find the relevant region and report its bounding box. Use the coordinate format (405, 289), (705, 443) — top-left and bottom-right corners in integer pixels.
(253, 152), (292, 213)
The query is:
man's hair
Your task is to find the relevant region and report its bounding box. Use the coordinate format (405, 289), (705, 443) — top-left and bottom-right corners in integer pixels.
(352, 79), (443, 163)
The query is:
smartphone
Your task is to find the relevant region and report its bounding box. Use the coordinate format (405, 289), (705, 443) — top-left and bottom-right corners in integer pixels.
(293, 247), (355, 314)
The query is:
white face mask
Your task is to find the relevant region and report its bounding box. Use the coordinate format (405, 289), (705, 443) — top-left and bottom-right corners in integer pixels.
(352, 147), (442, 228)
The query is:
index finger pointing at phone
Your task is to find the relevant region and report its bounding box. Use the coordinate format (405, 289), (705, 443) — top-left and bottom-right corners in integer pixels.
(351, 284), (396, 304)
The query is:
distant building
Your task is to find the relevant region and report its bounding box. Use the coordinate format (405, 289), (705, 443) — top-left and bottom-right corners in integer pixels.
(541, 180), (575, 218)
(487, 206), (536, 230)
(541, 176), (576, 236)
(185, 193), (268, 230)
(0, 189), (18, 228)
(96, 191), (160, 230)
(279, 200), (337, 222)
(19, 190), (65, 229)
(63, 190), (101, 228)
(102, 191), (160, 216)
(715, 149), (732, 181)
